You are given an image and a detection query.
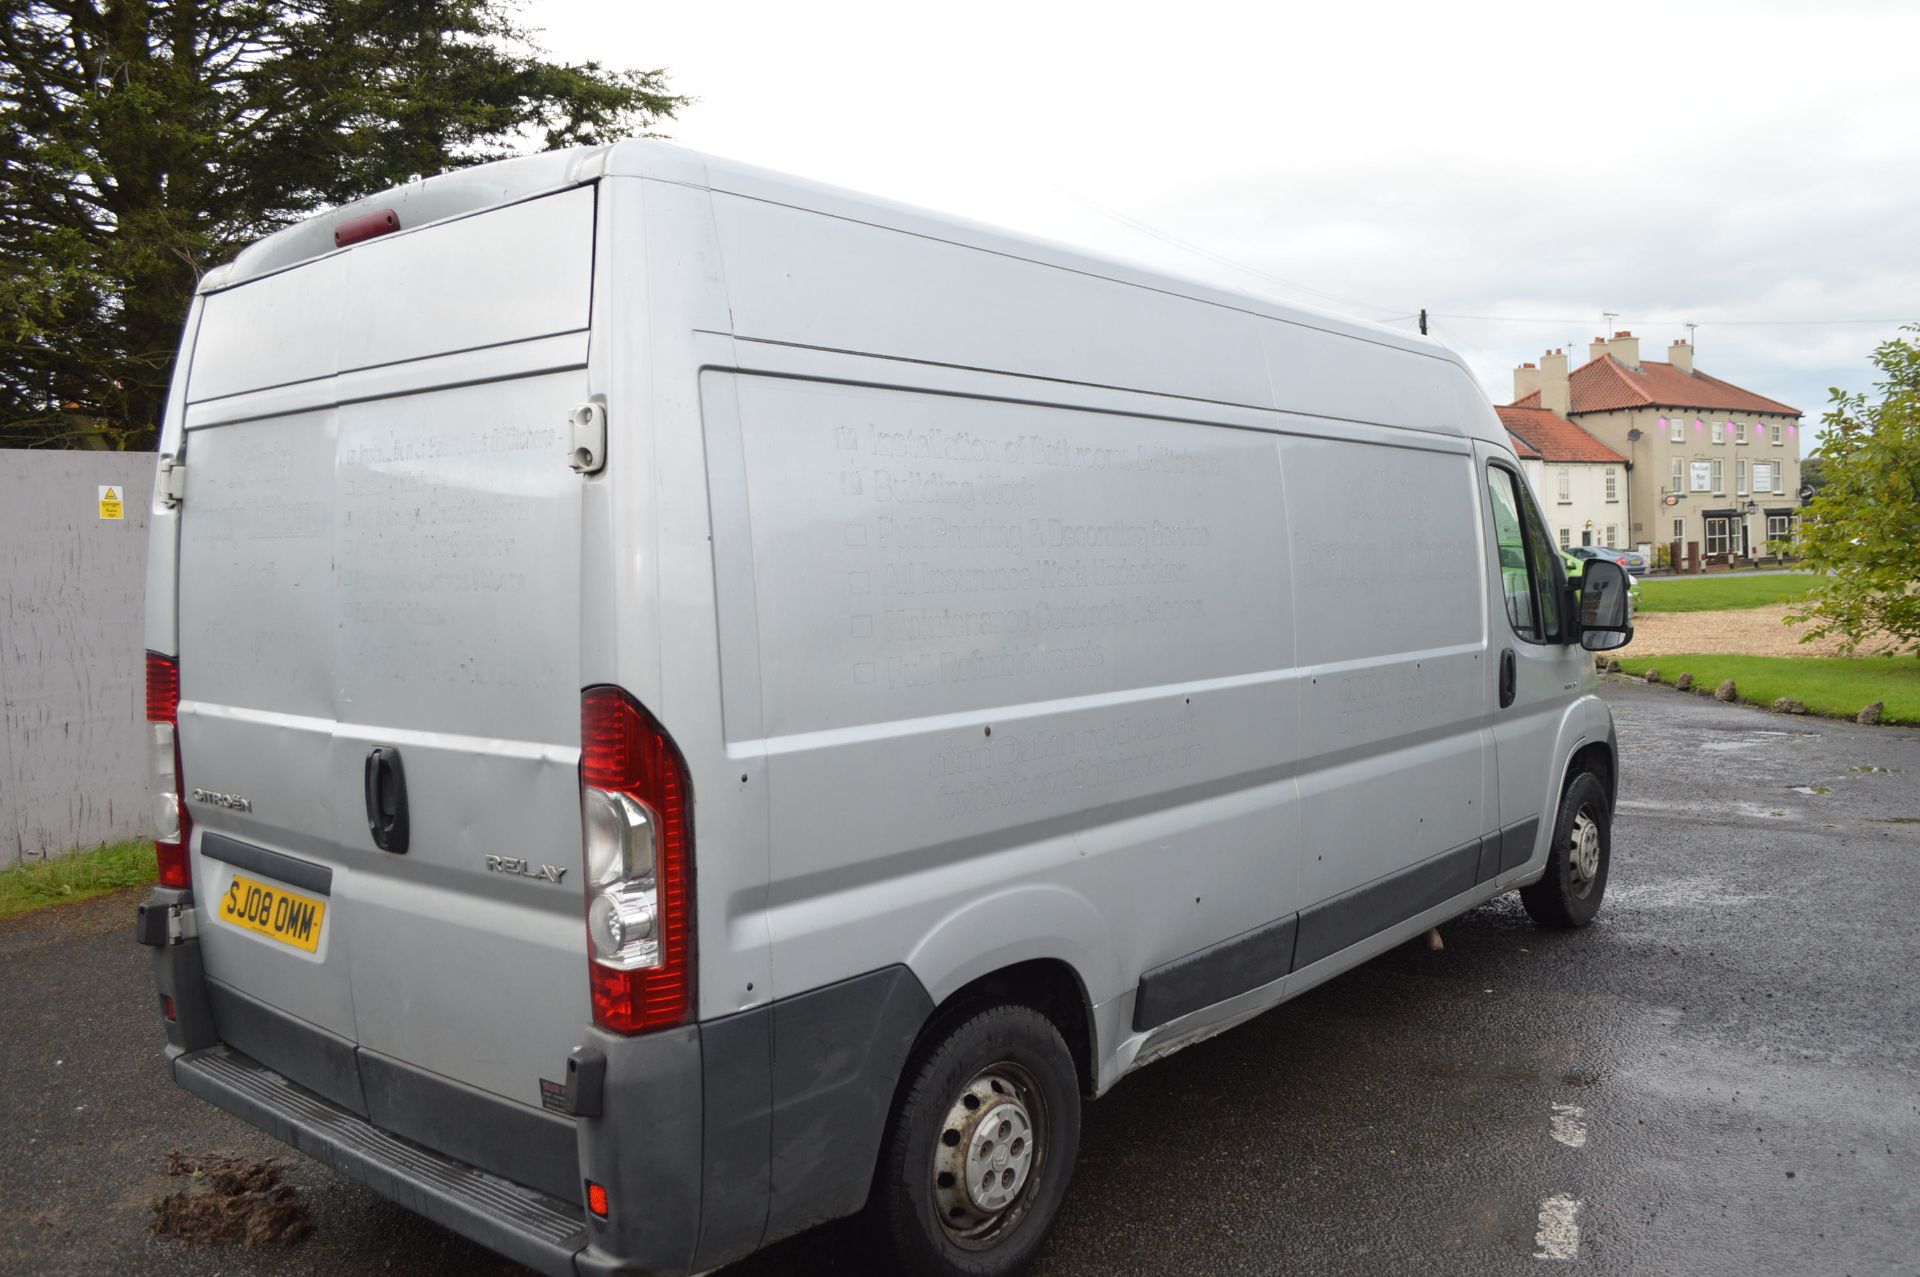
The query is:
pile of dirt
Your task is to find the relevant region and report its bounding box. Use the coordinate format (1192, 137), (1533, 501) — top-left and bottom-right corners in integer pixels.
(151, 1150), (312, 1247)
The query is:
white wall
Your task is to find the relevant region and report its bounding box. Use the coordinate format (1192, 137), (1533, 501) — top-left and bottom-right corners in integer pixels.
(0, 451), (154, 865)
(1520, 460), (1629, 550)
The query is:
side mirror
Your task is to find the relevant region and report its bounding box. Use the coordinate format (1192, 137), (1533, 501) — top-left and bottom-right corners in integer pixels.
(1578, 559), (1634, 651)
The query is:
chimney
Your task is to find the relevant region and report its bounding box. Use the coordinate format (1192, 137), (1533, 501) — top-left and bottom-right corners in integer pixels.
(1513, 361), (1540, 403)
(1668, 338), (1693, 375)
(1589, 336), (1610, 363)
(1538, 347), (1571, 416)
(1606, 330), (1641, 369)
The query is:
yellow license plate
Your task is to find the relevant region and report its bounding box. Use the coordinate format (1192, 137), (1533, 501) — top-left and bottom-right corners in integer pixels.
(219, 872), (327, 953)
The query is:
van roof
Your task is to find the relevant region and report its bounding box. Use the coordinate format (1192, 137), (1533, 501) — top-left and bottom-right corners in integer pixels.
(200, 141), (1448, 364)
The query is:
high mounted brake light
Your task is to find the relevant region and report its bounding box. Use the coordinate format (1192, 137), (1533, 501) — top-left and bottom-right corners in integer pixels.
(580, 687), (693, 1034)
(147, 652), (191, 889)
(334, 208), (400, 248)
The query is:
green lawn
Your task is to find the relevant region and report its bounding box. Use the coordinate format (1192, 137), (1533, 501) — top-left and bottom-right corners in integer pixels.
(0, 838), (155, 920)
(1634, 573), (1822, 613)
(1616, 653), (1920, 723)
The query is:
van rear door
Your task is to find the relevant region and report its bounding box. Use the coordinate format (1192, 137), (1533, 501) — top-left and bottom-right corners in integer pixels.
(174, 187), (598, 1116)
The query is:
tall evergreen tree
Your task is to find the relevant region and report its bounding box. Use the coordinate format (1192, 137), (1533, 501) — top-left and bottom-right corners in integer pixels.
(1, 1), (684, 449)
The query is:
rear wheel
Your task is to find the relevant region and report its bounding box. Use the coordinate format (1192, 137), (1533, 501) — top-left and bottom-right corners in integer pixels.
(1520, 770), (1611, 928)
(869, 1004), (1081, 1277)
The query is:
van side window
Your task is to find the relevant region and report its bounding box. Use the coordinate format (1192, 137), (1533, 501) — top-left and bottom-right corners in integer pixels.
(1486, 466), (1564, 643)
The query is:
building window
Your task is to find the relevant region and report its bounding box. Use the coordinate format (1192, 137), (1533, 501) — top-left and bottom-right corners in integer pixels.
(1605, 468), (1619, 501)
(1705, 516), (1732, 556)
(1736, 421), (1748, 444)
(1606, 524), (1618, 546)
(1671, 457), (1684, 493)
(1767, 513), (1794, 542)
(1737, 460), (1748, 494)
(1711, 421), (1725, 444)
(1672, 517), (1685, 542)
(1711, 459), (1724, 493)
(1772, 424), (1783, 446)
(1774, 465), (1785, 494)
(1556, 467), (1570, 503)
(1753, 461), (1772, 493)
(1669, 418), (1684, 443)
(1558, 526), (1570, 548)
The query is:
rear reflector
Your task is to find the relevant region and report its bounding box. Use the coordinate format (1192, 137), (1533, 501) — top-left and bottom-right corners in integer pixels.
(334, 208), (401, 248)
(161, 995), (177, 1022)
(586, 1181), (609, 1219)
(146, 652), (191, 890)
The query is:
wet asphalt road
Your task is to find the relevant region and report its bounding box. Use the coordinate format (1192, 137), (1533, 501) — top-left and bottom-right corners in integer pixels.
(3, 679), (1917, 1276)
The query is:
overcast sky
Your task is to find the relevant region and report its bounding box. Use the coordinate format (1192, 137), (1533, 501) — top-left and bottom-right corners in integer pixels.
(532, 0), (1916, 442)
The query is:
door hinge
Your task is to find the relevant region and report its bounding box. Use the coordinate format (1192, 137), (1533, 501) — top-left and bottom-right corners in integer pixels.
(568, 402), (606, 474)
(158, 455), (186, 507)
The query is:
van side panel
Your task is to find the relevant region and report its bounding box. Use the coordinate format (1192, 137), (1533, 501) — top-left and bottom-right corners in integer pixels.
(709, 191), (1273, 411)
(1285, 433), (1494, 911)
(703, 370), (1303, 1021)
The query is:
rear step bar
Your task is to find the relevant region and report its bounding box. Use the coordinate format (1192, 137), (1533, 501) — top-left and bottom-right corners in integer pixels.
(175, 1045), (586, 1276)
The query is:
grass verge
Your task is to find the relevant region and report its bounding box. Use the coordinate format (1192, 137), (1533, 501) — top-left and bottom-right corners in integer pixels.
(0, 838), (155, 921)
(1616, 653), (1920, 724)
(1634, 573), (1822, 614)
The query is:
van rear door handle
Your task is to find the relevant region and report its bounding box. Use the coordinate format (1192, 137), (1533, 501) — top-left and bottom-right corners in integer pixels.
(364, 747), (410, 854)
(1498, 648), (1517, 709)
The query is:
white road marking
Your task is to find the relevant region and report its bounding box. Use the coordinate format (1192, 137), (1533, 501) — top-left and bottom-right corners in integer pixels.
(1550, 1102), (1589, 1149)
(1534, 1193), (1582, 1260)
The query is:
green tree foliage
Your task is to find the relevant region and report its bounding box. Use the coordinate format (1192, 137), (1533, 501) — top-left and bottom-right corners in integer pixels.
(2, 1), (684, 449)
(1785, 330), (1920, 656)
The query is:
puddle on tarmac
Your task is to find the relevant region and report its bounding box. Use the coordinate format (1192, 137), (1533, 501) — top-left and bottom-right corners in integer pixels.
(1850, 765), (1902, 774)
(1868, 817), (1920, 825)
(1789, 785), (1831, 796)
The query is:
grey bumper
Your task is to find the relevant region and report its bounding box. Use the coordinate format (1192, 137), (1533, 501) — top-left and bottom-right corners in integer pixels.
(174, 1044), (588, 1277)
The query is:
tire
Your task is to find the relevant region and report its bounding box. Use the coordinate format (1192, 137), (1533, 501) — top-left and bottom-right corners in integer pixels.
(1520, 770), (1611, 928)
(867, 1003), (1082, 1277)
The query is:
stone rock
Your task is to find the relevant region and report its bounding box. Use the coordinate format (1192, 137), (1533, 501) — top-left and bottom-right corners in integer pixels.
(1594, 654), (1609, 672)
(1714, 678), (1737, 703)
(1858, 700), (1885, 725)
(1644, 668), (1661, 684)
(1772, 697), (1807, 715)
(1674, 673), (1695, 692)
(1605, 658), (1622, 673)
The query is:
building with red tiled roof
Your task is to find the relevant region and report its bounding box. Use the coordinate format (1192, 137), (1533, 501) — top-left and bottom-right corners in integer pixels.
(1496, 404), (1631, 551)
(1509, 332), (1804, 564)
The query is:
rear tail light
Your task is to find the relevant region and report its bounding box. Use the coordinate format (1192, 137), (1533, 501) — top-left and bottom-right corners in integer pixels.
(146, 652), (191, 889)
(580, 687), (693, 1034)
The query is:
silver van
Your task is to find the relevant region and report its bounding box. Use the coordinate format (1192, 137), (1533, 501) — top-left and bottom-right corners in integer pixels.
(138, 141), (1633, 1277)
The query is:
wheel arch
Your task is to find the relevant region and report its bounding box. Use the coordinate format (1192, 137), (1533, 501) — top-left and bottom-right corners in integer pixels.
(1565, 735), (1617, 809)
(919, 957), (1099, 1099)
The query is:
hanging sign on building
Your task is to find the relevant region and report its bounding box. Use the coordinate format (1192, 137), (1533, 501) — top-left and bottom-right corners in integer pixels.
(1689, 461), (1713, 492)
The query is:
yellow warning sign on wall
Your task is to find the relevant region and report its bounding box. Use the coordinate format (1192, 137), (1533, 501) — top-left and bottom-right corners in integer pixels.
(98, 486), (124, 520)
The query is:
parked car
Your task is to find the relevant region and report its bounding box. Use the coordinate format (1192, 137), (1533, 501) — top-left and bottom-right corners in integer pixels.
(137, 141), (1634, 1277)
(1568, 544), (1647, 574)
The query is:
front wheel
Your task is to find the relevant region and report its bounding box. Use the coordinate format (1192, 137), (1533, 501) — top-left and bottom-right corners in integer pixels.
(868, 1004), (1081, 1277)
(1520, 770), (1611, 928)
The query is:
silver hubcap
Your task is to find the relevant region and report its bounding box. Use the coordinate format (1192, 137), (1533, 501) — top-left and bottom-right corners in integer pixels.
(932, 1068), (1040, 1242)
(1569, 809), (1602, 890)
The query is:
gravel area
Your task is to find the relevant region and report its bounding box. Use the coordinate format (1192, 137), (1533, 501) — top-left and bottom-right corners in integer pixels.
(1622, 603), (1901, 659)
